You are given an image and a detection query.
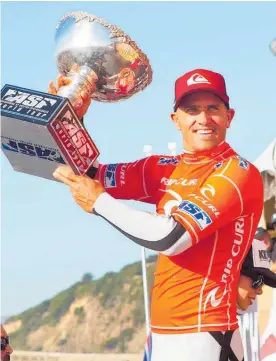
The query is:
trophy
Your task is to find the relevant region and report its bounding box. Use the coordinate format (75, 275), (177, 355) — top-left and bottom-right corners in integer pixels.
(1, 11), (152, 181)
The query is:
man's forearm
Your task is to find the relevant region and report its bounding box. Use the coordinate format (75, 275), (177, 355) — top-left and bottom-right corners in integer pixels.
(93, 193), (192, 256)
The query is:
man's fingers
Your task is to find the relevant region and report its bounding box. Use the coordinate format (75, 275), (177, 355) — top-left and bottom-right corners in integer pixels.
(57, 75), (72, 89)
(53, 165), (80, 186)
(66, 171), (81, 184)
(80, 90), (92, 103)
(48, 81), (57, 95)
(53, 165), (74, 179)
(53, 170), (75, 187)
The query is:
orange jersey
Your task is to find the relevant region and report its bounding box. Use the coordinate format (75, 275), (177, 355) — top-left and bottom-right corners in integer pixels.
(95, 142), (263, 333)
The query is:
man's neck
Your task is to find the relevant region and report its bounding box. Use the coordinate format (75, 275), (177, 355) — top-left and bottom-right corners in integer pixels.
(183, 141), (226, 154)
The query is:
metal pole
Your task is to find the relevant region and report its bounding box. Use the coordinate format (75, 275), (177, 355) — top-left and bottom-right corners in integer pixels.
(141, 247), (150, 334)
(141, 145), (152, 335)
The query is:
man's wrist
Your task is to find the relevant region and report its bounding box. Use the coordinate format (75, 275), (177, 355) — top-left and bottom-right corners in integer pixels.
(93, 192), (109, 214)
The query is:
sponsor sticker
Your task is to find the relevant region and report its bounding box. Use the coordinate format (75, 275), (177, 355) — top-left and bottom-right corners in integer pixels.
(104, 164), (118, 188)
(236, 156), (249, 170)
(158, 157), (179, 166)
(178, 200), (212, 230)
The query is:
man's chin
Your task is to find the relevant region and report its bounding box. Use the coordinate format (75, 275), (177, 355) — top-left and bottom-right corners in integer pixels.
(237, 301), (248, 311)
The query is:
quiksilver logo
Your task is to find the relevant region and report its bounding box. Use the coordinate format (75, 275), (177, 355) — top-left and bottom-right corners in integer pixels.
(187, 73), (211, 86)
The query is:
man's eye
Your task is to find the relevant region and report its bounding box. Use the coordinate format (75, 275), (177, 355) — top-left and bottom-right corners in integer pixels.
(185, 107), (199, 113)
(208, 105), (219, 112)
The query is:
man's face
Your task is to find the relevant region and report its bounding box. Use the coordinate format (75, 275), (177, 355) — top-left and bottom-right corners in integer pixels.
(171, 91), (235, 152)
(237, 275), (263, 311)
(1, 326), (13, 361)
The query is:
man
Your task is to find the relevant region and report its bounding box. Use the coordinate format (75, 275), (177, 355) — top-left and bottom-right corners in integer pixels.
(255, 226), (276, 273)
(271, 213), (276, 231)
(238, 238), (276, 310)
(269, 214), (276, 272)
(142, 239), (276, 360)
(237, 238), (276, 361)
(1, 325), (13, 361)
(255, 227), (272, 252)
(50, 69), (264, 360)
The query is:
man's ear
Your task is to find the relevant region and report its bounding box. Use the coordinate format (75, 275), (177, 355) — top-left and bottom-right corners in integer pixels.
(226, 109), (235, 128)
(171, 111), (181, 130)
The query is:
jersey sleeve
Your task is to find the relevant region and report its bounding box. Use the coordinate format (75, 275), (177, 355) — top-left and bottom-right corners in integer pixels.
(94, 156), (160, 202)
(172, 156), (264, 245)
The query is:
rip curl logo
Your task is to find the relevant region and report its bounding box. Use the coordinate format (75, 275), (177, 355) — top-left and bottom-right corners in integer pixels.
(204, 218), (245, 310)
(187, 73), (211, 86)
(204, 285), (227, 311)
(200, 184), (215, 201)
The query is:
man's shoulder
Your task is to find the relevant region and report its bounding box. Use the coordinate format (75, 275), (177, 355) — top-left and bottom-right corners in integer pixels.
(213, 153), (262, 178)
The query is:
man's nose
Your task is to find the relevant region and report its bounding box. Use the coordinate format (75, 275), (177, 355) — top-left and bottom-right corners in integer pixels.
(6, 344), (13, 354)
(197, 110), (211, 125)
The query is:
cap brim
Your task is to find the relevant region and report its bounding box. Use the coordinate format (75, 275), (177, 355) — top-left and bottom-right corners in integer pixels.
(174, 88), (229, 111)
(254, 267), (276, 288)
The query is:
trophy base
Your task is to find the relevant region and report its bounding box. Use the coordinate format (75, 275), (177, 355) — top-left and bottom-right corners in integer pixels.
(1, 84), (100, 181)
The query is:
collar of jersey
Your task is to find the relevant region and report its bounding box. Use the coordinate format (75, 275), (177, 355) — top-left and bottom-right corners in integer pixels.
(181, 141), (230, 164)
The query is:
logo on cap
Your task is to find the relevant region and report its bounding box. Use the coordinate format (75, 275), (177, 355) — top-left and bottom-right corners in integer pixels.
(187, 73), (211, 86)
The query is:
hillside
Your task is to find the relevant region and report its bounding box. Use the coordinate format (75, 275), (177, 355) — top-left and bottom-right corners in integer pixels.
(4, 255), (157, 353)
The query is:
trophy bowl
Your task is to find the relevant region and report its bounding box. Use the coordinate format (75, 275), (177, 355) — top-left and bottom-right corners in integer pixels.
(55, 11), (153, 103)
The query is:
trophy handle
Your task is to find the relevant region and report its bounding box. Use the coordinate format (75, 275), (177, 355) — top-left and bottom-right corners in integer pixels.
(57, 65), (98, 104)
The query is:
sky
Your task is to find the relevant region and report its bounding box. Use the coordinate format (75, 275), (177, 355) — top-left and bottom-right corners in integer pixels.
(1, 1), (276, 317)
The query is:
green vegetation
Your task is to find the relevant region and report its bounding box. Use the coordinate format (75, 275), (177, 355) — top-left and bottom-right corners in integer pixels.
(102, 328), (135, 352)
(81, 272), (94, 283)
(42, 286), (76, 326)
(4, 299), (50, 349)
(93, 256), (156, 308)
(74, 306), (85, 323)
(6, 255), (158, 352)
(57, 338), (68, 346)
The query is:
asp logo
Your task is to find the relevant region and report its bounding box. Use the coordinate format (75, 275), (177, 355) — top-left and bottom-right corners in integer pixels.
(158, 157), (179, 166)
(2, 88), (57, 109)
(2, 138), (65, 163)
(0, 86), (62, 121)
(178, 200), (212, 230)
(104, 164), (117, 188)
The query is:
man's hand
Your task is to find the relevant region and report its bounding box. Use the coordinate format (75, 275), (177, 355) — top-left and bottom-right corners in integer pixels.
(53, 165), (105, 213)
(48, 71), (92, 120)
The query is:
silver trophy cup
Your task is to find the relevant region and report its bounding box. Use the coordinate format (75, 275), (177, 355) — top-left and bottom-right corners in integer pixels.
(1, 11), (152, 181)
(55, 11), (152, 104)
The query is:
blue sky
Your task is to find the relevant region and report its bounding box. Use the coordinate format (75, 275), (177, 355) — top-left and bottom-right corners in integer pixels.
(1, 1), (276, 316)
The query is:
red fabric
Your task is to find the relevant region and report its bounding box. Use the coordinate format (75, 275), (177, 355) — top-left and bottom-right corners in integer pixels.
(95, 142), (263, 333)
(174, 69), (229, 109)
